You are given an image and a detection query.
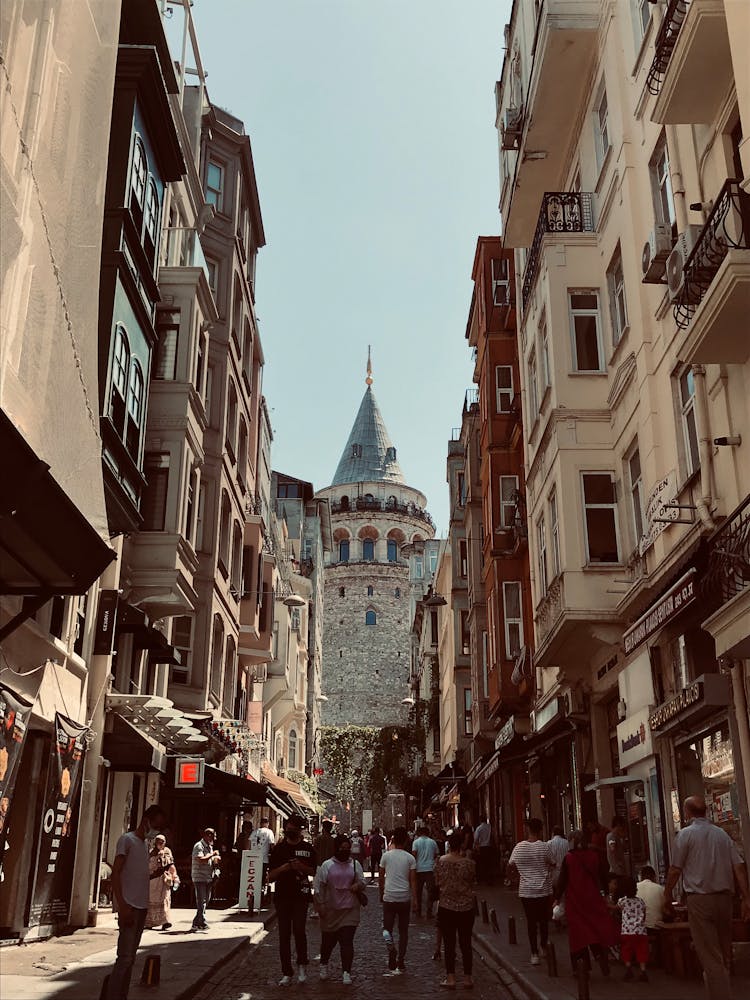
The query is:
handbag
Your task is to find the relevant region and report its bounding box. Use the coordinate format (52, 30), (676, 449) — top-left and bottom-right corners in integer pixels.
(352, 860), (368, 906)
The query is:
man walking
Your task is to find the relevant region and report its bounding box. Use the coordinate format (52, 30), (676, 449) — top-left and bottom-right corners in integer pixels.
(664, 795), (750, 1000)
(105, 803), (166, 1000)
(368, 826), (386, 880)
(412, 824), (439, 917)
(379, 826), (417, 975)
(314, 819), (336, 866)
(547, 825), (570, 888)
(250, 816), (276, 901)
(508, 818), (555, 966)
(268, 815), (317, 986)
(473, 815), (493, 884)
(191, 826), (221, 931)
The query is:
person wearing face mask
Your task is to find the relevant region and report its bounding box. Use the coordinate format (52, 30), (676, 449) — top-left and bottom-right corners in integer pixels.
(314, 835), (366, 985)
(103, 804), (167, 1000)
(268, 816), (317, 986)
(191, 827), (221, 931)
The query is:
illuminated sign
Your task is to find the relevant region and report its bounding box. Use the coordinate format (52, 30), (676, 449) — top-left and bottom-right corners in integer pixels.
(175, 758), (205, 789)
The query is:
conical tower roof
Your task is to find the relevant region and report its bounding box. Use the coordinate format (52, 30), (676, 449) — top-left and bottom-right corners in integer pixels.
(331, 385), (406, 486)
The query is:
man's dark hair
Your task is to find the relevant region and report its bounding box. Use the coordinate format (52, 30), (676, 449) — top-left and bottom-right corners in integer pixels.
(640, 865), (656, 881)
(527, 818), (544, 836)
(322, 819), (333, 832)
(621, 875), (637, 898)
(392, 826), (408, 847)
(447, 831), (463, 852)
(143, 804), (165, 821)
(552, 825), (564, 838)
(284, 816), (304, 831)
(333, 834), (350, 851)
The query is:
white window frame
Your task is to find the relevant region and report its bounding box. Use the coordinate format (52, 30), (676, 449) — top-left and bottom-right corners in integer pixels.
(627, 444), (646, 547)
(607, 245), (628, 349)
(651, 136), (676, 230)
(678, 367), (700, 477)
(502, 581), (524, 659)
(581, 471), (621, 565)
(594, 84), (610, 170)
(632, 0), (651, 43)
(206, 159), (225, 213)
(463, 688), (473, 736)
(569, 290), (605, 373)
(170, 615), (192, 683)
(527, 350), (539, 422)
(549, 488), (561, 578)
(500, 475), (519, 529)
(495, 365), (514, 413)
(491, 256), (510, 306)
(540, 320), (550, 391)
(537, 517), (548, 597)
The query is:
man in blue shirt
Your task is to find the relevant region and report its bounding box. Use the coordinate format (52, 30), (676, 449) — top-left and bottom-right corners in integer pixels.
(411, 825), (439, 917)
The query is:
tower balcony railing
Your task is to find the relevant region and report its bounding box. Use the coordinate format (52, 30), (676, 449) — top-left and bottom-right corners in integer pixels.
(330, 497), (435, 528)
(521, 192), (594, 311)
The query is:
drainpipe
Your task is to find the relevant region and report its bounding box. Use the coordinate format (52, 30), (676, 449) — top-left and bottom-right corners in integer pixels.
(691, 365), (717, 531)
(666, 125), (689, 233)
(726, 660), (750, 867)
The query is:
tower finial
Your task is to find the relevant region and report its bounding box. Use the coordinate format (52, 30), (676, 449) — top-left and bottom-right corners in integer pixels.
(366, 345), (373, 386)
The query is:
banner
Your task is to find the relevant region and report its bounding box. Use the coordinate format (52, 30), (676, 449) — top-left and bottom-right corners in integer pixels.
(0, 683), (34, 837)
(238, 848), (264, 912)
(28, 714), (89, 929)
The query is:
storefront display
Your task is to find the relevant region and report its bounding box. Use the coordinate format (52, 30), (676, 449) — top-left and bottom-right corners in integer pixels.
(677, 721), (742, 851)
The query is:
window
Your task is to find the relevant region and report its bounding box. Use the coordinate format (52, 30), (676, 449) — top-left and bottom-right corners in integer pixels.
(430, 609), (438, 645)
(171, 615), (191, 683)
(457, 472), (466, 506)
(651, 137), (676, 231)
(237, 418), (248, 488)
(288, 730), (298, 771)
(633, 0), (651, 42)
(226, 380), (238, 458)
(209, 615), (224, 697)
(607, 246), (628, 348)
(395, 587), (401, 598)
(365, 609), (377, 626)
(594, 86), (610, 169)
(495, 365), (514, 413)
(110, 326), (129, 435)
(144, 179), (159, 258)
(502, 581), (523, 658)
(241, 544), (254, 598)
(460, 611), (470, 655)
(339, 587), (345, 597)
(540, 321), (550, 391)
(222, 636), (236, 712)
(206, 259), (218, 296)
(582, 472), (620, 563)
(242, 322), (253, 388)
(277, 482), (300, 498)
(125, 362), (144, 459)
(387, 539), (398, 562)
(537, 517), (548, 596)
(340, 495), (350, 511)
(73, 593), (87, 657)
(569, 291), (604, 372)
(367, 585), (374, 597)
(678, 368), (700, 477)
(627, 446), (646, 544)
(415, 556), (424, 578)
(500, 475), (519, 528)
(205, 160), (224, 212)
(130, 136), (147, 220)
(459, 539), (468, 578)
(491, 257), (510, 306)
(339, 539), (350, 562)
(463, 689), (473, 736)
(154, 309), (179, 380)
(231, 522), (243, 595)
(362, 538), (375, 561)
(185, 466), (198, 543)
(219, 491), (231, 573)
(428, 549), (438, 574)
(527, 350), (539, 421)
(195, 482), (207, 550)
(549, 489), (561, 578)
(142, 453), (169, 530)
(481, 631), (489, 698)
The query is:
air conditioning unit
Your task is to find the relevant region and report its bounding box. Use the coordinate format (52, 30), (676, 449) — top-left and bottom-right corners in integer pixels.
(666, 225), (703, 301)
(641, 224), (673, 283)
(501, 106), (524, 150)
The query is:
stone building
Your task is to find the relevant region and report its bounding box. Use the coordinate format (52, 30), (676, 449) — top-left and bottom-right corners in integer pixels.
(316, 367), (435, 731)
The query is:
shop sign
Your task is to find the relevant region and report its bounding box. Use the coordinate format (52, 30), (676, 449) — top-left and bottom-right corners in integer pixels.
(466, 757), (486, 784)
(93, 589), (119, 655)
(649, 681), (702, 732)
(639, 471), (679, 555)
(175, 757), (205, 788)
(477, 752), (501, 787)
(531, 696), (564, 734)
(495, 717), (516, 750)
(623, 569), (697, 655)
(616, 706), (654, 768)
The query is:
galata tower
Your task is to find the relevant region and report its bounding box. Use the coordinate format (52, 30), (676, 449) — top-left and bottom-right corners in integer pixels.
(316, 356), (435, 728)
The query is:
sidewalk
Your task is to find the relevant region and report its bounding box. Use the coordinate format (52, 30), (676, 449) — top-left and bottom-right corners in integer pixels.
(0, 905), (275, 1000)
(472, 884), (750, 1000)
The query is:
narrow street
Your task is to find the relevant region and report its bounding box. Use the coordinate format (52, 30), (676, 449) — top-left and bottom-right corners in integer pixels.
(195, 879), (510, 1000)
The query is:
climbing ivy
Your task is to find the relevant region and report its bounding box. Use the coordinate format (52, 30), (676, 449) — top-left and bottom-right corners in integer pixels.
(286, 769), (325, 814)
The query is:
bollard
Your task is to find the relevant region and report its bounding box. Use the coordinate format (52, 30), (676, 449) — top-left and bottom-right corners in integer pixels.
(481, 899), (489, 924)
(546, 941), (558, 977)
(140, 954), (161, 987)
(489, 908), (499, 933)
(576, 959), (590, 1000)
(508, 914), (517, 944)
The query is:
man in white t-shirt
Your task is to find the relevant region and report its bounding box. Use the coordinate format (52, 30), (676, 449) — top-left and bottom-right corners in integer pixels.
(250, 817), (276, 897)
(508, 818), (555, 965)
(379, 827), (417, 974)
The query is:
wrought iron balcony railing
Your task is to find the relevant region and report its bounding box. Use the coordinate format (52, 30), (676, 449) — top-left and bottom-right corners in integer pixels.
(704, 494), (750, 607)
(646, 0), (689, 96)
(330, 497), (435, 529)
(521, 192), (594, 310)
(673, 179), (750, 330)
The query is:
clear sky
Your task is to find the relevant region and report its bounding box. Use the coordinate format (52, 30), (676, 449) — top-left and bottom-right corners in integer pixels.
(188, 0), (512, 534)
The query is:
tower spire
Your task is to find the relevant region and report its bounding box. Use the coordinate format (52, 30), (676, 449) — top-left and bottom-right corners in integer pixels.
(366, 345), (373, 386)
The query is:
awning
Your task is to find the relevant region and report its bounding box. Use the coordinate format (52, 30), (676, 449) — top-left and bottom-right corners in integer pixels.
(202, 764), (266, 805)
(103, 713), (167, 773)
(264, 785), (295, 819)
(106, 694), (208, 752)
(262, 763), (316, 815)
(584, 775), (646, 793)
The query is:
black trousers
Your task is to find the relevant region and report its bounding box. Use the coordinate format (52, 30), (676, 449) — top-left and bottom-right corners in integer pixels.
(275, 895), (309, 975)
(370, 854), (382, 877)
(521, 895), (551, 953)
(382, 900), (411, 962)
(415, 871), (435, 914)
(438, 906), (475, 975)
(321, 925), (357, 973)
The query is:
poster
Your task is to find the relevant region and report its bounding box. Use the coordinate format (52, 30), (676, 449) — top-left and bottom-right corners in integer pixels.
(238, 848), (264, 913)
(0, 683), (34, 837)
(28, 714), (89, 929)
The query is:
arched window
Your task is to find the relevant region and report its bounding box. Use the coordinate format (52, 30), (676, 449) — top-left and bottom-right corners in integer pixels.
(365, 609), (377, 626)
(340, 495), (350, 511)
(364, 493), (374, 503)
(226, 380), (238, 457)
(130, 136), (147, 207)
(339, 539), (350, 562)
(209, 615), (224, 697)
(231, 521), (243, 595)
(219, 491), (231, 571)
(242, 321), (253, 386)
(288, 729), (298, 771)
(125, 361), (144, 459)
(386, 495), (397, 509)
(362, 538), (375, 561)
(110, 326), (129, 435)
(144, 179), (159, 265)
(222, 635), (236, 712)
(237, 417), (248, 488)
(387, 539), (398, 562)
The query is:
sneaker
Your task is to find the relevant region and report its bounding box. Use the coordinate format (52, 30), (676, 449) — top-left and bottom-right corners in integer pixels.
(639, 971), (649, 982)
(279, 976), (293, 987)
(530, 954), (540, 966)
(383, 930), (396, 970)
(391, 968), (403, 976)
(342, 972), (352, 985)
(623, 967), (634, 981)
(298, 966), (307, 983)
(397, 962), (405, 973)
(162, 923), (172, 930)
(319, 965), (329, 981)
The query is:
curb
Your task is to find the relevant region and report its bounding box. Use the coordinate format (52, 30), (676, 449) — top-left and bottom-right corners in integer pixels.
(473, 928), (550, 1000)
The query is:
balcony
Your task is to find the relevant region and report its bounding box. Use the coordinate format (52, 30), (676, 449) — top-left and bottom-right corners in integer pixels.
(128, 532), (200, 618)
(501, 2), (598, 246)
(521, 193), (595, 310)
(533, 571), (622, 670)
(674, 180), (750, 364)
(648, 0), (733, 124)
(329, 496), (435, 529)
(159, 226), (211, 282)
(702, 495), (750, 660)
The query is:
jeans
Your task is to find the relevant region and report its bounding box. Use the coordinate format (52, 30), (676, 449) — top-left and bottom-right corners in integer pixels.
(276, 894), (309, 975)
(193, 880), (213, 927)
(416, 871), (435, 915)
(521, 895), (551, 954)
(438, 906), (475, 975)
(321, 925), (357, 973)
(382, 900), (411, 963)
(105, 907), (147, 1000)
(686, 892), (733, 1000)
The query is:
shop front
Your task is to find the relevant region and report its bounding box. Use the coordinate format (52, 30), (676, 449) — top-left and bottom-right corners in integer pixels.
(527, 695), (580, 836)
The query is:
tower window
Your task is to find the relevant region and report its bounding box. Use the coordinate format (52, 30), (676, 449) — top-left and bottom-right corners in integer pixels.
(339, 540), (350, 562)
(362, 538), (375, 561)
(387, 539), (398, 562)
(365, 610), (377, 626)
(395, 587), (401, 598)
(351, 444), (362, 458)
(367, 586), (373, 596)
(339, 587), (346, 597)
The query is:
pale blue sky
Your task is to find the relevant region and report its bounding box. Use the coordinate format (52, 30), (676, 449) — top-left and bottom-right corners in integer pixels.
(188, 1), (511, 534)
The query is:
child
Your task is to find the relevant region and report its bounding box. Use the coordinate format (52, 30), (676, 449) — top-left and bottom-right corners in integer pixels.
(617, 876), (649, 982)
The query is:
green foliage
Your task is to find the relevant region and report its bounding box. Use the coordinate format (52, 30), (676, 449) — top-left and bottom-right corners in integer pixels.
(286, 769), (325, 815)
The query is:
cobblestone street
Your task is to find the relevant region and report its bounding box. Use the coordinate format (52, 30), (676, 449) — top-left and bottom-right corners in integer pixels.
(195, 880), (510, 1000)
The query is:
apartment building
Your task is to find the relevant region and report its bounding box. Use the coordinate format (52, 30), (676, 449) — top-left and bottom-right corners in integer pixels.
(495, 0), (750, 869)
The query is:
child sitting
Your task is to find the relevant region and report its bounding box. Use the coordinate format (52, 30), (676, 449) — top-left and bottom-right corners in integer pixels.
(618, 876), (649, 982)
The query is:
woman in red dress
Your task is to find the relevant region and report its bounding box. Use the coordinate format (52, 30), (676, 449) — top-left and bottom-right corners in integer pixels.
(554, 829), (619, 976)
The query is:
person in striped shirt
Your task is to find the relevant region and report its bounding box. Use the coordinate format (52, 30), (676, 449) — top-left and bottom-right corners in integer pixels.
(508, 819), (555, 965)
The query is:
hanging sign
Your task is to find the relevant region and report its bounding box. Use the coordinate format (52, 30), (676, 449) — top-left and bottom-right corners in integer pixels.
(639, 471), (679, 555)
(93, 589), (119, 655)
(28, 714), (89, 929)
(0, 683), (34, 838)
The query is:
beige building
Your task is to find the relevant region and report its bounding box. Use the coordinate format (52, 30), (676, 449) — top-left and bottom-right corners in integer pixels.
(495, 0), (750, 867)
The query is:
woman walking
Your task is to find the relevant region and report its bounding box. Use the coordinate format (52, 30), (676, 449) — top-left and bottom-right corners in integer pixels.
(434, 830), (476, 989)
(314, 834), (366, 985)
(554, 829), (619, 975)
(146, 834), (179, 930)
(507, 818), (554, 965)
